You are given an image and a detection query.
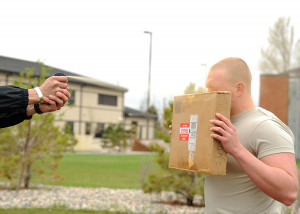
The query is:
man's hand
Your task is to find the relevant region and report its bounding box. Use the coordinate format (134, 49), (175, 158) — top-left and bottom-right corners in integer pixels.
(40, 89), (71, 112)
(169, 125), (172, 135)
(42, 89), (71, 110)
(209, 113), (242, 156)
(39, 76), (68, 98)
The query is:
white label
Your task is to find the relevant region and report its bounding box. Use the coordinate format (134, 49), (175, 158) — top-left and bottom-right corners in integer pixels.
(188, 114), (198, 152)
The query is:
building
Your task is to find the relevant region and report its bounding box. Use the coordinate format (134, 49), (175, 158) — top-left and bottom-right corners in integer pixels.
(0, 55), (157, 151)
(259, 68), (300, 159)
(124, 106), (157, 141)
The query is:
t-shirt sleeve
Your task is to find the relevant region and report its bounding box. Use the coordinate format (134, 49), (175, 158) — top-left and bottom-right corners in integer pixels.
(251, 119), (295, 159)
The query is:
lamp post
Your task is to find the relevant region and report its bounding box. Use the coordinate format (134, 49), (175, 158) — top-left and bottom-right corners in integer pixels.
(144, 31), (152, 140)
(201, 63), (207, 88)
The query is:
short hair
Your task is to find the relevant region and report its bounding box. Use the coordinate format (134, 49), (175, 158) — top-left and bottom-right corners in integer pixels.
(210, 57), (252, 93)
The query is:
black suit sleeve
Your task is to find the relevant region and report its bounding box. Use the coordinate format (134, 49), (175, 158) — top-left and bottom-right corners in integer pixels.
(0, 85), (32, 128)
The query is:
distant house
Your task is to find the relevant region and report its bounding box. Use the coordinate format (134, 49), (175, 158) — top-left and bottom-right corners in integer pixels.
(0, 55), (157, 151)
(259, 68), (300, 159)
(124, 107), (157, 140)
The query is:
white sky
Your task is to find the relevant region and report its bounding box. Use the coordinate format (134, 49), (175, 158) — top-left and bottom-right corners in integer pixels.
(1, 0), (300, 114)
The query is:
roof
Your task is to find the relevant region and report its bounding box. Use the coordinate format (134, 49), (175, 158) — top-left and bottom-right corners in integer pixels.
(260, 67), (300, 78)
(0, 55), (128, 92)
(288, 67), (300, 78)
(125, 107), (157, 119)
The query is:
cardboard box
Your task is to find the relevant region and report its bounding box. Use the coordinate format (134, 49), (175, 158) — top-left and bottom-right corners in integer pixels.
(169, 91), (231, 175)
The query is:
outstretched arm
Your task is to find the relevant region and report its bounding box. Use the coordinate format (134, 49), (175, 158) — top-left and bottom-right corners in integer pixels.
(210, 113), (298, 206)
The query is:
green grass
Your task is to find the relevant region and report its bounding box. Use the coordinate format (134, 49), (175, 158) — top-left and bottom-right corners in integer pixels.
(0, 154), (158, 214)
(31, 153), (158, 189)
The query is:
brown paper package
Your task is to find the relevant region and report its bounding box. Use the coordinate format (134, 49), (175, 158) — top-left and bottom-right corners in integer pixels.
(169, 91), (231, 175)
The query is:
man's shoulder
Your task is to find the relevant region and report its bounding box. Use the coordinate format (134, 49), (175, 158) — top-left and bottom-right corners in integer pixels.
(245, 107), (283, 125)
(251, 108), (294, 141)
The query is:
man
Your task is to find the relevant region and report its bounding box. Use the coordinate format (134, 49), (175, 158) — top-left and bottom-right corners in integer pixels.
(0, 75), (70, 128)
(171, 57), (298, 213)
(207, 57), (298, 213)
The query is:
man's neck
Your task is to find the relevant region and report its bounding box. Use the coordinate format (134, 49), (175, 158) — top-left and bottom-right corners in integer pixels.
(231, 97), (256, 117)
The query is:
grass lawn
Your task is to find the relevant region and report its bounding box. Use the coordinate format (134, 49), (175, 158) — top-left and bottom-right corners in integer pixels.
(40, 157), (298, 189)
(33, 153), (158, 189)
(0, 153), (159, 189)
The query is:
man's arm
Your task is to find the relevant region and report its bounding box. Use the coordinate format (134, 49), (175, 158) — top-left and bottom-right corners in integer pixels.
(0, 76), (70, 128)
(210, 113), (299, 206)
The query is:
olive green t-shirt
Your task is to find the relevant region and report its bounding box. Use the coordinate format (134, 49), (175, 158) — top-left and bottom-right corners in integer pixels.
(205, 107), (295, 214)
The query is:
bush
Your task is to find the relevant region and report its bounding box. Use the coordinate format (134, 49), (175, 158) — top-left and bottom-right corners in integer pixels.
(142, 144), (205, 206)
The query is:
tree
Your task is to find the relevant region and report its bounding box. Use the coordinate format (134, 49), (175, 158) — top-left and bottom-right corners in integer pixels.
(143, 83), (206, 206)
(155, 100), (173, 143)
(184, 82), (206, 94)
(142, 144), (205, 206)
(147, 105), (158, 117)
(101, 124), (128, 152)
(260, 17), (300, 74)
(156, 83), (206, 143)
(0, 62), (77, 190)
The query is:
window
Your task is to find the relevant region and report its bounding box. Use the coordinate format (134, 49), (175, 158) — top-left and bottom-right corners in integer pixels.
(66, 121), (74, 134)
(95, 123), (105, 138)
(98, 94), (117, 106)
(131, 121), (138, 136)
(68, 90), (75, 105)
(85, 122), (91, 135)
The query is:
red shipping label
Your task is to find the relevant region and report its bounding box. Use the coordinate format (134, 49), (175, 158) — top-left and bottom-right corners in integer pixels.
(180, 123), (190, 128)
(179, 123), (190, 141)
(179, 134), (189, 141)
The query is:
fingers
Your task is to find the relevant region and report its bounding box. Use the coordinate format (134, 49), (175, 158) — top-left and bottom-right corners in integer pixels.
(209, 113), (236, 143)
(42, 96), (56, 105)
(209, 113), (230, 139)
(37, 88), (70, 113)
(52, 76), (68, 83)
(210, 113), (232, 131)
(169, 124), (172, 135)
(57, 91), (70, 104)
(210, 132), (224, 141)
(58, 82), (68, 89)
(215, 113), (231, 127)
(48, 95), (64, 108)
(61, 89), (71, 99)
(39, 102), (58, 113)
(210, 119), (227, 131)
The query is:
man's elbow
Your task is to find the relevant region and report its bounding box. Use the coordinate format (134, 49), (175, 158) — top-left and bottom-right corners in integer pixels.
(281, 188), (298, 206)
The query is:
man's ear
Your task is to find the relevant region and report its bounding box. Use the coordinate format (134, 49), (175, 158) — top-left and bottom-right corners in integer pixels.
(236, 82), (245, 97)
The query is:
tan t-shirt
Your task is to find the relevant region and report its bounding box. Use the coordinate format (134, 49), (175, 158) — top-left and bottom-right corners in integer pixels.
(205, 107), (295, 214)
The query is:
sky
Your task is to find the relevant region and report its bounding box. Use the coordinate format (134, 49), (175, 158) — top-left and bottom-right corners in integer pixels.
(1, 0), (300, 115)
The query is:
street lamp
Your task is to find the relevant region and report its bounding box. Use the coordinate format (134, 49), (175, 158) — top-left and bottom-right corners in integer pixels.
(144, 31), (152, 140)
(201, 63), (207, 87)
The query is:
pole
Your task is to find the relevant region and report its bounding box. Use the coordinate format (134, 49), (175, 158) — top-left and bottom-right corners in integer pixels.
(144, 31), (152, 140)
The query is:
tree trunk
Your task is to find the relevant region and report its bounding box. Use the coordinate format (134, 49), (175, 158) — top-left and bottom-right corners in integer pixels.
(16, 120), (31, 192)
(24, 163), (31, 188)
(187, 197), (194, 206)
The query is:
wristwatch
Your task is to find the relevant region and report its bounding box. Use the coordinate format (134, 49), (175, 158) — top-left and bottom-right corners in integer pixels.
(34, 87), (44, 103)
(34, 103), (43, 114)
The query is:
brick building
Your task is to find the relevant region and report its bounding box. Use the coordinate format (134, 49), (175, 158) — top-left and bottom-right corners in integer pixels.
(259, 68), (300, 159)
